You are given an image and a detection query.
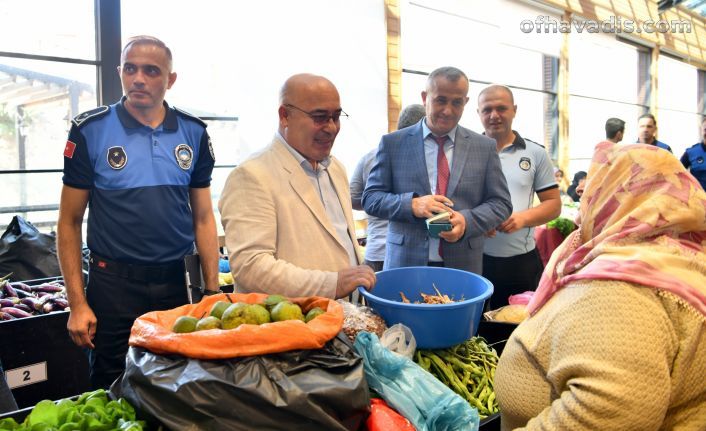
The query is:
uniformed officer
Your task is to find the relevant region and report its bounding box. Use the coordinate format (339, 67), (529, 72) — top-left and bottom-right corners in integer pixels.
(680, 117), (706, 190)
(57, 35), (220, 389)
(637, 113), (672, 153)
(477, 84), (562, 309)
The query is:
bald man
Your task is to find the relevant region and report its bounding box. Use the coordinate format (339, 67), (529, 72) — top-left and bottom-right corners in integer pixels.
(218, 74), (375, 299)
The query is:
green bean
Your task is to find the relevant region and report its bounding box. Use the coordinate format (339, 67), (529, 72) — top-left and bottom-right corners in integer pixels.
(414, 336), (500, 419)
(487, 391), (496, 413)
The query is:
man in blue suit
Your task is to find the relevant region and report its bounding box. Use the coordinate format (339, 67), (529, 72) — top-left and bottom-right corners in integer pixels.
(362, 66), (512, 274)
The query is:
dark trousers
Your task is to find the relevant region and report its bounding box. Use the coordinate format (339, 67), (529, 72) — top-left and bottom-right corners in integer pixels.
(483, 248), (543, 310)
(86, 265), (187, 389)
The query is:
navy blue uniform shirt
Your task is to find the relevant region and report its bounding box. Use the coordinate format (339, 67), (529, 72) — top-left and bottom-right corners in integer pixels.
(681, 142), (706, 190)
(62, 98), (215, 264)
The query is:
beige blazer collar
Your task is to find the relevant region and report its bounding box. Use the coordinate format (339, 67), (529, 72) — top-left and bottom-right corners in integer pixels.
(270, 136), (354, 256)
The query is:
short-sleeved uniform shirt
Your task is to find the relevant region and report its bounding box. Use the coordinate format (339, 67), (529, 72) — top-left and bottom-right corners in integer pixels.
(484, 131), (557, 258)
(62, 98), (215, 264)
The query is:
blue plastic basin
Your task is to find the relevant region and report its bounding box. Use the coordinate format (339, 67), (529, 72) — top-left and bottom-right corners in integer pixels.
(358, 266), (493, 349)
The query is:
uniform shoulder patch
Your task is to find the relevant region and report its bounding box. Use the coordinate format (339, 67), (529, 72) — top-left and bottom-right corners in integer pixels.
(72, 105), (110, 128)
(173, 106), (207, 128)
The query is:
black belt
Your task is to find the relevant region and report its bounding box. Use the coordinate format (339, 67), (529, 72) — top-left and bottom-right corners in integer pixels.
(89, 253), (185, 283)
(427, 261), (445, 267)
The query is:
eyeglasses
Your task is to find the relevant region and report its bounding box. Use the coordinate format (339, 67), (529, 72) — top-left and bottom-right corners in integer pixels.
(284, 103), (349, 125)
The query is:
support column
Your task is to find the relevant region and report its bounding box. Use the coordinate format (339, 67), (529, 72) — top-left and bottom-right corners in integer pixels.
(385, 0), (402, 133)
(557, 11), (571, 174)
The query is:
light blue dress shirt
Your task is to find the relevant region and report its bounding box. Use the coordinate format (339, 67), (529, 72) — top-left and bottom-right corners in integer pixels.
(421, 121), (457, 262)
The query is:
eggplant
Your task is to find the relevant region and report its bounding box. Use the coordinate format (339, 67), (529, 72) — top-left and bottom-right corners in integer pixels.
(13, 303), (33, 313)
(2, 283), (17, 298)
(52, 298), (69, 310)
(0, 311), (16, 321)
(9, 282), (32, 293)
(20, 297), (44, 312)
(0, 298), (18, 308)
(31, 283), (65, 293)
(0, 306), (33, 319)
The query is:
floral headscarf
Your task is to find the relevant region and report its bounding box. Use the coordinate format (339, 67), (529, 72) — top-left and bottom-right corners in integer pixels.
(528, 142), (706, 318)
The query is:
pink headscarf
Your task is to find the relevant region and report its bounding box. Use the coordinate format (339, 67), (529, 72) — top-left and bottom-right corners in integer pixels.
(528, 142), (706, 317)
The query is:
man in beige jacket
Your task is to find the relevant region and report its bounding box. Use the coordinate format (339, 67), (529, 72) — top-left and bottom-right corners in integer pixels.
(218, 73), (376, 299)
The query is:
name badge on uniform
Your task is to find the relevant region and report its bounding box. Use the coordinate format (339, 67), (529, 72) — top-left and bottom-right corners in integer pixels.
(175, 144), (193, 170)
(107, 146), (127, 170)
(519, 157), (531, 171)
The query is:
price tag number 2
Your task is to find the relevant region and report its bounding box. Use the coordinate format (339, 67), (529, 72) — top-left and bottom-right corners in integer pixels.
(5, 362), (47, 389)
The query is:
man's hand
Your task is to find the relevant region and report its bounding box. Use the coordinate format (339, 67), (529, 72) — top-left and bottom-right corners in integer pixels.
(497, 213), (530, 234)
(485, 228), (497, 238)
(67, 302), (97, 349)
(336, 265), (376, 299)
(439, 211), (466, 243)
(412, 195), (454, 219)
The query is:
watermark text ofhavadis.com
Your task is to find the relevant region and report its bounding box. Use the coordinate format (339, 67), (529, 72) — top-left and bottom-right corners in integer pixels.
(520, 15), (692, 34)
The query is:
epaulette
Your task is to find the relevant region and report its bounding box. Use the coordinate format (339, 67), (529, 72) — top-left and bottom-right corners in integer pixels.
(173, 106), (207, 128)
(524, 137), (545, 149)
(72, 106), (110, 128)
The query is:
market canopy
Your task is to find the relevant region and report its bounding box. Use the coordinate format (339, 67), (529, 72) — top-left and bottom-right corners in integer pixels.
(0, 64), (93, 115)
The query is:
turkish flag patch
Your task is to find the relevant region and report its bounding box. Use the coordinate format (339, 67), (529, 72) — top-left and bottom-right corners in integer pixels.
(64, 140), (77, 158)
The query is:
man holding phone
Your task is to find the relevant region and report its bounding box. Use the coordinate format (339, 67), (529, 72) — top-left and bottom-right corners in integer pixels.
(362, 67), (511, 274)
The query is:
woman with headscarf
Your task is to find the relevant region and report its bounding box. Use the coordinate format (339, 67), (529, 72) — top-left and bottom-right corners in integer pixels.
(566, 170), (587, 202)
(494, 142), (706, 430)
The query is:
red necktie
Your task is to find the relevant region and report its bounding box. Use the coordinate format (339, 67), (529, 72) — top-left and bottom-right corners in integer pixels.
(433, 135), (449, 259)
(434, 135), (450, 196)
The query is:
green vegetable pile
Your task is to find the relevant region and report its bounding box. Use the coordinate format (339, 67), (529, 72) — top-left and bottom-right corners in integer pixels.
(546, 216), (577, 238)
(0, 389), (145, 431)
(414, 337), (499, 418)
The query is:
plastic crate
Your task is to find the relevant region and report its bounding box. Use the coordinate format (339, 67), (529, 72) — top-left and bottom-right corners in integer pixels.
(0, 276), (90, 409)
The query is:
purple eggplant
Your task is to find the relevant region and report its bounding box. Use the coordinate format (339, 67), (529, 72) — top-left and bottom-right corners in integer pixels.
(2, 283), (17, 298)
(51, 298), (69, 310)
(8, 282), (31, 293)
(13, 303), (32, 313)
(0, 298), (19, 308)
(20, 297), (44, 312)
(0, 311), (16, 320)
(0, 306), (33, 319)
(31, 283), (65, 293)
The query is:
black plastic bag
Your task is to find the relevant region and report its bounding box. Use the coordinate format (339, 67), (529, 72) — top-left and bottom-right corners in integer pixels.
(0, 216), (61, 280)
(111, 333), (370, 431)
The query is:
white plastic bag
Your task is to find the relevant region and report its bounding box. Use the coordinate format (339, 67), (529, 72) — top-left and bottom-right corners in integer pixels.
(380, 323), (416, 359)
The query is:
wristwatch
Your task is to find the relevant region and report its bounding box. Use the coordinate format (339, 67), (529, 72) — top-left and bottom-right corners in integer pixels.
(201, 288), (223, 296)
